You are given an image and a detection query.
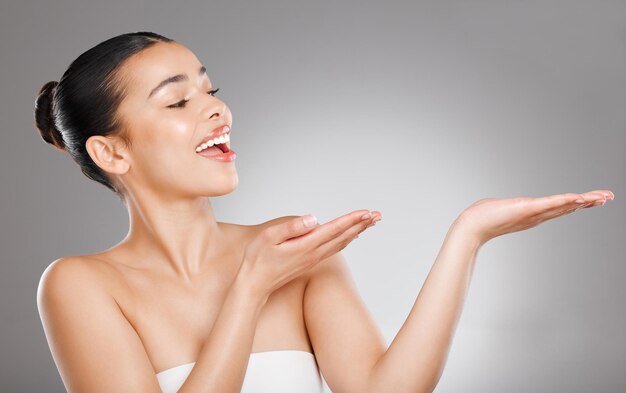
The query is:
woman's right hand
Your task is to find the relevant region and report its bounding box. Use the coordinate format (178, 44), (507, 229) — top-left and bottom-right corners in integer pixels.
(238, 209), (382, 299)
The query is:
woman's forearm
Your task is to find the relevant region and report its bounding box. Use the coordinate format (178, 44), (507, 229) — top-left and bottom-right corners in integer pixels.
(178, 271), (269, 393)
(366, 218), (482, 393)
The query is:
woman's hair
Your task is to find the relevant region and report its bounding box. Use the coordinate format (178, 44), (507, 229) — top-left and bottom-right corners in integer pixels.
(33, 31), (174, 201)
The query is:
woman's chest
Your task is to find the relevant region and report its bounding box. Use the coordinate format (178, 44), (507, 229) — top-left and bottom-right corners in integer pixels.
(112, 268), (313, 374)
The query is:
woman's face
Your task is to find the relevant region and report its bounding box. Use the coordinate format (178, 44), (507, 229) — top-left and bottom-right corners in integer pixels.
(113, 41), (237, 198)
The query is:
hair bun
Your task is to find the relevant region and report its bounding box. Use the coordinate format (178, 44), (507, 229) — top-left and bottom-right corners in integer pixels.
(34, 80), (66, 151)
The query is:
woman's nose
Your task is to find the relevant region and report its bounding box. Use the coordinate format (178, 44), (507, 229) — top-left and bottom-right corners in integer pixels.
(203, 101), (225, 120)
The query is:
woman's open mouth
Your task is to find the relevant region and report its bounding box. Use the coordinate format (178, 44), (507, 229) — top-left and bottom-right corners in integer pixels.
(195, 129), (235, 162)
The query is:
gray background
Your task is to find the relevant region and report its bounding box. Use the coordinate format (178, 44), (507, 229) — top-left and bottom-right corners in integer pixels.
(1, 1), (625, 392)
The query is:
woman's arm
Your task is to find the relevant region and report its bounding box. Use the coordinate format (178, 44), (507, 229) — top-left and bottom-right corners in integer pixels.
(177, 272), (268, 393)
(365, 218), (480, 393)
(302, 218), (478, 393)
(367, 191), (613, 392)
(304, 190), (612, 393)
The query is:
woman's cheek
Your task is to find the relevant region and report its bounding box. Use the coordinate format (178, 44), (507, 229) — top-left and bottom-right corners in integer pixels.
(170, 118), (196, 146)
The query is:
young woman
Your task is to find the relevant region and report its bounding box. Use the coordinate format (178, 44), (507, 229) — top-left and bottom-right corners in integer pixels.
(34, 31), (614, 393)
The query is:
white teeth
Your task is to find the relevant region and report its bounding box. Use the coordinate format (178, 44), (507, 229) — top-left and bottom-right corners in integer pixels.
(195, 133), (231, 152)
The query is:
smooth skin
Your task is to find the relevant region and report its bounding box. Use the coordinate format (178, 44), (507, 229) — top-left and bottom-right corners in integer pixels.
(36, 40), (615, 393)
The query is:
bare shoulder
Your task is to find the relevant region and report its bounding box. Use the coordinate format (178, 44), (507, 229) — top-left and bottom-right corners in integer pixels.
(37, 256), (107, 300)
(36, 255), (118, 323)
(36, 255), (161, 392)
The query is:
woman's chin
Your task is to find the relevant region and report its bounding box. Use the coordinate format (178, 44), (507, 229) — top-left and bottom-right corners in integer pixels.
(205, 173), (239, 196)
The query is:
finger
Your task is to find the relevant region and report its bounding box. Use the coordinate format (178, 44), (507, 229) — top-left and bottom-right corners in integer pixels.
(314, 216), (376, 259)
(561, 202), (594, 216)
(529, 191), (607, 217)
(308, 210), (375, 247)
(280, 209), (374, 251)
(585, 189), (614, 200)
(355, 212), (382, 238)
(541, 195), (607, 220)
(577, 190), (611, 203)
(365, 211), (383, 227)
(523, 193), (580, 218)
(266, 214), (319, 245)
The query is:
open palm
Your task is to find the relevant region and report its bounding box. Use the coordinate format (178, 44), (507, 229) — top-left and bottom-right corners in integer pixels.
(458, 189), (615, 246)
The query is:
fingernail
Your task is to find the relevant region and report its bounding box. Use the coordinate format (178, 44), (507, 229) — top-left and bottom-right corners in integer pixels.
(303, 214), (317, 227)
(575, 198), (585, 203)
(361, 213), (372, 220)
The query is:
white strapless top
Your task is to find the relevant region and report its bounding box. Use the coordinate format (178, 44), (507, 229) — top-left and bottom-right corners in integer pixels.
(156, 350), (324, 393)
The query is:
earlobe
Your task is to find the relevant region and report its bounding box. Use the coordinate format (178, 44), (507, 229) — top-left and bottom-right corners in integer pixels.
(85, 135), (130, 176)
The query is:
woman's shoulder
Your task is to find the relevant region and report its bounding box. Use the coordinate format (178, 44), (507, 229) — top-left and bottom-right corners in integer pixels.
(39, 255), (103, 282)
(37, 254), (118, 291)
(36, 255), (114, 317)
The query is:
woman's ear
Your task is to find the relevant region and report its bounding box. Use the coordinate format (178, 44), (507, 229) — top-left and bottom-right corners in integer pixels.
(85, 135), (130, 176)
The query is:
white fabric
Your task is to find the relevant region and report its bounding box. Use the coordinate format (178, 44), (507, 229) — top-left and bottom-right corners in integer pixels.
(155, 350), (324, 393)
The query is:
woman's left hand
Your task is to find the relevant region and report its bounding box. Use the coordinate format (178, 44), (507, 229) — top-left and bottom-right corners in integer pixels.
(456, 189), (615, 246)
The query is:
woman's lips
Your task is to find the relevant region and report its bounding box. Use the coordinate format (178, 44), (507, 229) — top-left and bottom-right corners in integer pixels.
(194, 126), (234, 161)
(197, 147), (236, 162)
(195, 125), (231, 150)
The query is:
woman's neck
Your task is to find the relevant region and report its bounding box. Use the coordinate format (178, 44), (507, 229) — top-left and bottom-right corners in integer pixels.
(118, 193), (228, 281)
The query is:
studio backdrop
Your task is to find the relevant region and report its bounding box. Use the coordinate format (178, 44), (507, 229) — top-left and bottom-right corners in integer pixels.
(1, 1), (624, 392)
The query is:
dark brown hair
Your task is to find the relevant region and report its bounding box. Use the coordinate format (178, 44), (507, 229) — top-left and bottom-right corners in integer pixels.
(34, 31), (174, 201)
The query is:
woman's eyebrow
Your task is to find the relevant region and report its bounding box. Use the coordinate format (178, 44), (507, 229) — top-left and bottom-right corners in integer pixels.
(147, 65), (207, 99)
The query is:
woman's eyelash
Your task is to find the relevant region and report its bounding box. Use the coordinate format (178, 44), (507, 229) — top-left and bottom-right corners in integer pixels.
(167, 87), (220, 109)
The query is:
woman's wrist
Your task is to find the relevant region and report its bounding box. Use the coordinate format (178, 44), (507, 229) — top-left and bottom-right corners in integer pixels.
(231, 265), (270, 309)
(450, 213), (486, 251)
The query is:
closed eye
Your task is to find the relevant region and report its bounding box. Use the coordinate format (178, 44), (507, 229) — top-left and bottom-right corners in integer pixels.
(167, 87), (220, 109)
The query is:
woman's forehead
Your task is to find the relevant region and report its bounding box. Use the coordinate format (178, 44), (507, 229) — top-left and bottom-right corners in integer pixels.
(121, 42), (209, 97)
